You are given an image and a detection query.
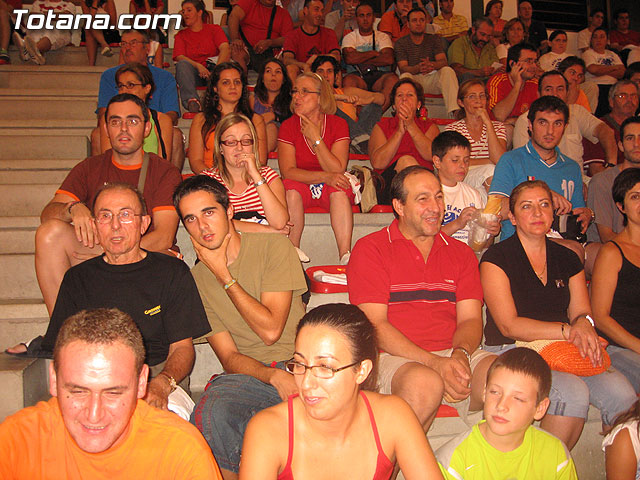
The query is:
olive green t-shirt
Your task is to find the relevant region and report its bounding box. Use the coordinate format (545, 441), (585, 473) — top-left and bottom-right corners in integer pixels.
(191, 232), (307, 364)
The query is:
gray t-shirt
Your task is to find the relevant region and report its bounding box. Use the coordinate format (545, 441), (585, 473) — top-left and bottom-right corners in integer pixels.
(395, 33), (444, 66)
(587, 165), (625, 242)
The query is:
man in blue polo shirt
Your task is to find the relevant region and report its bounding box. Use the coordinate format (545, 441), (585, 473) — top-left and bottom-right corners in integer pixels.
(489, 95), (594, 240)
(91, 30), (184, 170)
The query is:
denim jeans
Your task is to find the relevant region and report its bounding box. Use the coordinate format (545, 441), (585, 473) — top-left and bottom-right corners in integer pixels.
(484, 344), (637, 425)
(190, 365), (285, 473)
(336, 103), (383, 154)
(607, 344), (640, 394)
(175, 59), (208, 110)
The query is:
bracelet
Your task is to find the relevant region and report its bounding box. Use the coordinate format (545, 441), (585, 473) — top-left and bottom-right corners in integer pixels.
(452, 346), (471, 364)
(561, 323), (569, 340)
(67, 201), (82, 215)
(572, 314), (595, 327)
(223, 278), (237, 290)
(255, 177), (267, 187)
(157, 372), (177, 393)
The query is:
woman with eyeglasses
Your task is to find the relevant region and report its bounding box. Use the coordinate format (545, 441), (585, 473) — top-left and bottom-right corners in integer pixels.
(188, 62), (267, 174)
(444, 79), (506, 198)
(368, 78), (440, 205)
(201, 112), (289, 230)
(239, 303), (444, 480)
(97, 63), (174, 163)
(278, 72), (354, 265)
(496, 18), (525, 67)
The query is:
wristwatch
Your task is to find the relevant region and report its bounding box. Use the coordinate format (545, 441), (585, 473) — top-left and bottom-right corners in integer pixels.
(312, 139), (321, 149)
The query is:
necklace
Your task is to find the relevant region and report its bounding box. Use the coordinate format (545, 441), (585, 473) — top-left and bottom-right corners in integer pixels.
(533, 260), (547, 282)
(541, 150), (557, 163)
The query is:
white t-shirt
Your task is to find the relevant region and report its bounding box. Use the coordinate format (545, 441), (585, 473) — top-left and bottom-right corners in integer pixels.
(342, 28), (393, 73)
(602, 419), (640, 479)
(324, 10), (358, 34)
(441, 182), (485, 244)
(495, 43), (510, 60)
(539, 51), (570, 71)
(577, 28), (592, 52)
(512, 103), (602, 171)
(582, 48), (624, 84)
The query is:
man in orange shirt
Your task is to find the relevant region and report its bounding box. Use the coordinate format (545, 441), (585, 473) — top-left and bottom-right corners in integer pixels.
(0, 308), (222, 480)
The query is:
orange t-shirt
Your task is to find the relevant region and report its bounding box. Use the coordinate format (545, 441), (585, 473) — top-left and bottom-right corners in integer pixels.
(0, 398), (222, 480)
(378, 11), (409, 43)
(575, 89), (592, 112)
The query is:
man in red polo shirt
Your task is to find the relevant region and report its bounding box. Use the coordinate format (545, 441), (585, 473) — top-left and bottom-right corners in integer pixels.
(347, 165), (495, 432)
(487, 42), (539, 126)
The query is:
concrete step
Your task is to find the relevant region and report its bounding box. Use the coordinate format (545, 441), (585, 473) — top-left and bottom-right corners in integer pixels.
(8, 45), (121, 68)
(0, 315), (49, 349)
(0, 96), (96, 120)
(0, 159), (81, 170)
(0, 168), (71, 184)
(0, 254), (39, 300)
(0, 355), (49, 422)
(0, 184), (57, 216)
(0, 135), (89, 160)
(0, 65), (105, 90)
(0, 120), (95, 134)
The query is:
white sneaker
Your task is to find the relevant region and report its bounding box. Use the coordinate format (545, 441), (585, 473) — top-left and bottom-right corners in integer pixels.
(24, 36), (45, 65)
(101, 46), (113, 57)
(295, 247), (310, 263)
(12, 32), (29, 62)
(339, 252), (351, 265)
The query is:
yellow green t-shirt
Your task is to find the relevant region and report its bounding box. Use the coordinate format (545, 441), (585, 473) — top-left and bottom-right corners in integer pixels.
(436, 421), (577, 480)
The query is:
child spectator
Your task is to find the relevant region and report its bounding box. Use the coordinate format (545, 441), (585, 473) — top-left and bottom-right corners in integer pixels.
(433, 131), (499, 248)
(603, 400), (640, 479)
(437, 347), (578, 479)
(12, 0), (75, 65)
(539, 30), (569, 72)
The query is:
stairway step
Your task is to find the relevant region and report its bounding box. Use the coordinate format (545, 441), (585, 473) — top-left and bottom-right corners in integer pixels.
(0, 96), (96, 120)
(0, 300), (47, 319)
(8, 45), (120, 68)
(0, 316), (49, 348)
(0, 184), (57, 216)
(0, 355), (49, 422)
(0, 159), (81, 169)
(0, 216), (39, 228)
(0, 169), (70, 184)
(0, 254), (40, 300)
(0, 225), (36, 253)
(0, 135), (89, 160)
(0, 65), (105, 90)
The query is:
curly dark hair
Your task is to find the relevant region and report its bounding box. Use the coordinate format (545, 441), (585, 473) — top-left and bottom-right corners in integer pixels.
(201, 62), (253, 147)
(254, 57), (293, 124)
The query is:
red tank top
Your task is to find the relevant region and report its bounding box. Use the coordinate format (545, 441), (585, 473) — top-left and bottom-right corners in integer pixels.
(277, 391), (394, 480)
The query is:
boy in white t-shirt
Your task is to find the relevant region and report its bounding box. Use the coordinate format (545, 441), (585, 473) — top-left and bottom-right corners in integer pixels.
(433, 131), (500, 246)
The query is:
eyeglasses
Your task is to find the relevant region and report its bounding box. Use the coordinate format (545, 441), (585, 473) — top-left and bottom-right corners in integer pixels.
(284, 359), (360, 379)
(117, 82), (144, 90)
(96, 209), (143, 224)
(615, 93), (639, 100)
(220, 138), (254, 147)
(292, 88), (321, 97)
(120, 40), (147, 48)
(464, 94), (487, 101)
(108, 118), (143, 128)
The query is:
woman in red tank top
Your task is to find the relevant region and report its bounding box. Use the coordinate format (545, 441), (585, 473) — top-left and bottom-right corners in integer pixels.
(239, 304), (444, 480)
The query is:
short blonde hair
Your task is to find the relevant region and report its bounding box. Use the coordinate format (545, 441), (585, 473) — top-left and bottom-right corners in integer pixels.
(291, 72), (336, 115)
(213, 112), (261, 188)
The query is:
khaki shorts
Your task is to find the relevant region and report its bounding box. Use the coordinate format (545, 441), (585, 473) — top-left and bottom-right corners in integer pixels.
(377, 348), (495, 424)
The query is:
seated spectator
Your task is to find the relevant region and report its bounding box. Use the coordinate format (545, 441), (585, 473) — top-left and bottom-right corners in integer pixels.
(609, 9), (640, 52)
(324, 0), (358, 42)
(281, 0), (303, 27)
(558, 56), (597, 113)
(448, 17), (500, 83)
(432, 0), (468, 49)
(577, 8), (604, 54)
(368, 78), (440, 204)
(445, 78), (506, 199)
(220, 0), (239, 26)
(278, 72), (354, 264)
(342, 2), (397, 112)
(603, 400), (640, 478)
(433, 131), (500, 248)
(173, 0), (230, 113)
(96, 63), (174, 164)
(396, 7), (460, 118)
(488, 96), (592, 245)
(10, 0), (74, 65)
(201, 112), (289, 230)
(250, 57), (293, 152)
(0, 309), (221, 479)
(377, 0), (411, 43)
(240, 304), (444, 479)
(0, 0), (19, 64)
(539, 30), (569, 72)
(513, 70), (618, 176)
(187, 62), (267, 174)
(117, 37), (163, 68)
(484, 0), (505, 46)
(592, 165), (640, 397)
(312, 55), (385, 154)
(495, 18), (525, 67)
(517, 0), (547, 53)
(481, 179), (637, 450)
(347, 165), (497, 436)
(228, 0), (293, 74)
(81, 0), (118, 65)
(487, 42), (539, 126)
(625, 61), (640, 89)
(128, 0), (166, 44)
(582, 80), (639, 173)
(175, 175), (307, 479)
(282, 0), (340, 80)
(437, 348), (578, 479)
(583, 27), (625, 117)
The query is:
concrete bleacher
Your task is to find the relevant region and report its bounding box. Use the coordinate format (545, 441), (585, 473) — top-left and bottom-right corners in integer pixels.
(0, 58), (608, 478)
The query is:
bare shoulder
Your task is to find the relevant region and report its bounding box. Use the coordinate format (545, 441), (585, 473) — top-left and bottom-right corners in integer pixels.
(248, 398), (289, 437)
(363, 392), (415, 424)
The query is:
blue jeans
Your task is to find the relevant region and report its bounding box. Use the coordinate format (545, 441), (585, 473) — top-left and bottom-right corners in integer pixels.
(190, 367), (284, 473)
(175, 59), (208, 110)
(484, 344), (637, 425)
(336, 103), (383, 154)
(607, 344), (640, 394)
